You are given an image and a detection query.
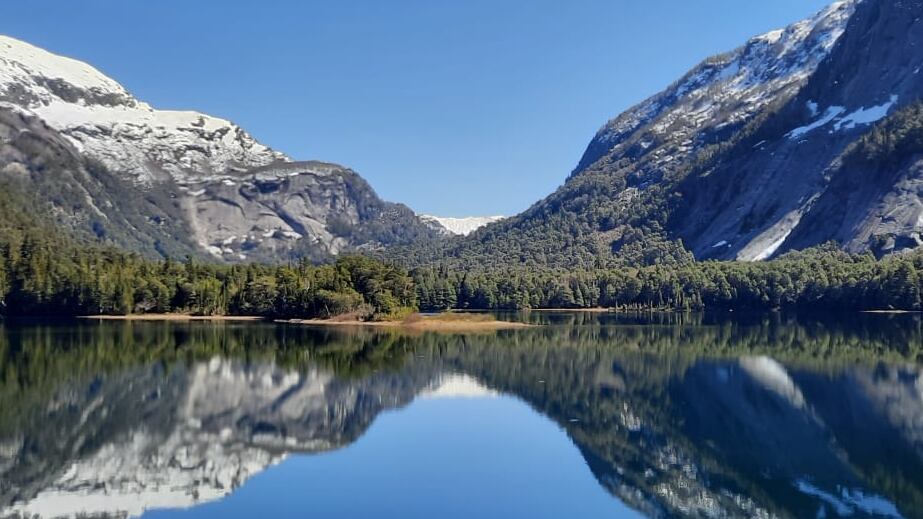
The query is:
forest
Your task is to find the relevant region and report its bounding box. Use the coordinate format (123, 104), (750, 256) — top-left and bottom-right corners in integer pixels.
(411, 244), (923, 312)
(2, 176), (923, 318)
(2, 226), (923, 318)
(0, 182), (415, 319)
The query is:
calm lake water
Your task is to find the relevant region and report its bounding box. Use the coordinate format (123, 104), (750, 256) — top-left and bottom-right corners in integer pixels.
(1, 312), (922, 518)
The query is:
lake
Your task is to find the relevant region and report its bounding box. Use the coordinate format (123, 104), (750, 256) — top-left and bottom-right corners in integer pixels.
(1, 312), (921, 518)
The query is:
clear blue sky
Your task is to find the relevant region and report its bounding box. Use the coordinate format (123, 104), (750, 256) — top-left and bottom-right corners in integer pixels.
(4, 0), (831, 217)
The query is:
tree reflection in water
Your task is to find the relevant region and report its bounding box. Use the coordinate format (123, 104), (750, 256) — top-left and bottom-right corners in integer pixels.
(0, 313), (921, 518)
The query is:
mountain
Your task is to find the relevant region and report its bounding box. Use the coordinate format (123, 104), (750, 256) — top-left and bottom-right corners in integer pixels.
(419, 215), (505, 236)
(425, 0), (923, 269)
(674, 0), (923, 260)
(0, 35), (440, 262)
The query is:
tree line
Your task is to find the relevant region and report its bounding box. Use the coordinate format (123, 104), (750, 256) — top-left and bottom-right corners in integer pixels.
(0, 227), (413, 320)
(3, 179), (923, 318)
(3, 233), (923, 318)
(411, 244), (923, 312)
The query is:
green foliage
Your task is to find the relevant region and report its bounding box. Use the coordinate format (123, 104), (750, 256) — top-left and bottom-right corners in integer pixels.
(846, 101), (923, 170)
(411, 245), (923, 313)
(0, 185), (416, 319)
(3, 171), (923, 318)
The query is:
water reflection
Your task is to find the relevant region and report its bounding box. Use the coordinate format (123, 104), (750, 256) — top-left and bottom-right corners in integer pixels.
(1, 315), (922, 518)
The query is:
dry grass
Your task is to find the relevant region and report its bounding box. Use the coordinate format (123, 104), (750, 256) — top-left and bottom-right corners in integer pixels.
(280, 312), (533, 332)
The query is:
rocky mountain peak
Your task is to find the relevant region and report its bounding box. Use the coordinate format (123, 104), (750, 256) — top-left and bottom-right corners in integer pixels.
(0, 34), (288, 185)
(430, 0), (923, 269)
(0, 35), (442, 261)
(575, 0), (857, 181)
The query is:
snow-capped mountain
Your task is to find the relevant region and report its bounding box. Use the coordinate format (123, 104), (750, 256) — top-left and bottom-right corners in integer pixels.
(576, 0), (856, 176)
(0, 35), (440, 261)
(675, 0), (923, 259)
(0, 35), (287, 185)
(419, 215), (505, 236)
(443, 0), (923, 267)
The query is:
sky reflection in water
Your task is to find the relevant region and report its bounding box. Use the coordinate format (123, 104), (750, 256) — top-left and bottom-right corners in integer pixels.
(1, 313), (921, 518)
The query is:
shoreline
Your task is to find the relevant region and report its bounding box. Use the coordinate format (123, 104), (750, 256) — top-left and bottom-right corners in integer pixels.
(65, 308), (923, 323)
(76, 313), (534, 331)
(528, 308), (613, 313)
(79, 314), (265, 322)
(278, 318), (534, 332)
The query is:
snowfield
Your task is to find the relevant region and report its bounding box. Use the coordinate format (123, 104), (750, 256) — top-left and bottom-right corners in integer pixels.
(420, 215), (505, 236)
(0, 35), (288, 185)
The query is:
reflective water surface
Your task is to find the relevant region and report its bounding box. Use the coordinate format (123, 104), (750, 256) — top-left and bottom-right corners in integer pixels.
(1, 312), (922, 518)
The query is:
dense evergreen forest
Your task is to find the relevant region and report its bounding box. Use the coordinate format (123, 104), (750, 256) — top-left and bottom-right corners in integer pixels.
(411, 245), (923, 312)
(0, 182), (416, 319)
(2, 180), (923, 318)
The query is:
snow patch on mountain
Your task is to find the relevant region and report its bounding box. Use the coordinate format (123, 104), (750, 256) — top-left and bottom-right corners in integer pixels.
(738, 356), (806, 409)
(787, 105), (846, 139)
(420, 215), (505, 236)
(787, 94), (899, 139)
(0, 34), (288, 185)
(794, 480), (902, 518)
(579, 0), (857, 174)
(834, 94), (899, 130)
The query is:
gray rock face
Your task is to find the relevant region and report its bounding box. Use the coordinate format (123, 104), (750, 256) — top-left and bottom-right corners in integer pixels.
(180, 161), (439, 261)
(578, 0), (923, 261)
(0, 105), (201, 258)
(450, 0), (923, 266)
(0, 35), (439, 261)
(675, 0), (923, 260)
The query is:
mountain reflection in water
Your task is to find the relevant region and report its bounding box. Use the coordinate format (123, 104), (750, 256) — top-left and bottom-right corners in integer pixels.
(1, 313), (922, 518)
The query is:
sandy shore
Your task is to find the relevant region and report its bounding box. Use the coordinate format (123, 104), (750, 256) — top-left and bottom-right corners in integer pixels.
(80, 314), (264, 321)
(78, 313), (533, 331)
(278, 314), (534, 332)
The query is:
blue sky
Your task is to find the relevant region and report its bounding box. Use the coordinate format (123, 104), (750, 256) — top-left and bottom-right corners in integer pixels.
(4, 0), (831, 216)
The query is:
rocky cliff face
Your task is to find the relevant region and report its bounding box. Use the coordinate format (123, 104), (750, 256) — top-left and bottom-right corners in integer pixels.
(441, 0), (923, 267)
(0, 104), (201, 258)
(181, 161), (439, 261)
(675, 0), (923, 259)
(0, 35), (439, 261)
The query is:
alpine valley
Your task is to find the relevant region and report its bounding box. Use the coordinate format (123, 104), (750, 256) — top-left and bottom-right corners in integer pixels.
(0, 35), (446, 263)
(408, 0), (923, 270)
(4, 3), (923, 518)
(3, 0), (923, 268)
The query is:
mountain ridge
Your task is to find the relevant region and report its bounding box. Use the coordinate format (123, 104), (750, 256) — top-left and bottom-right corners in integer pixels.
(4, 0), (923, 269)
(0, 34), (441, 262)
(410, 0), (923, 270)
